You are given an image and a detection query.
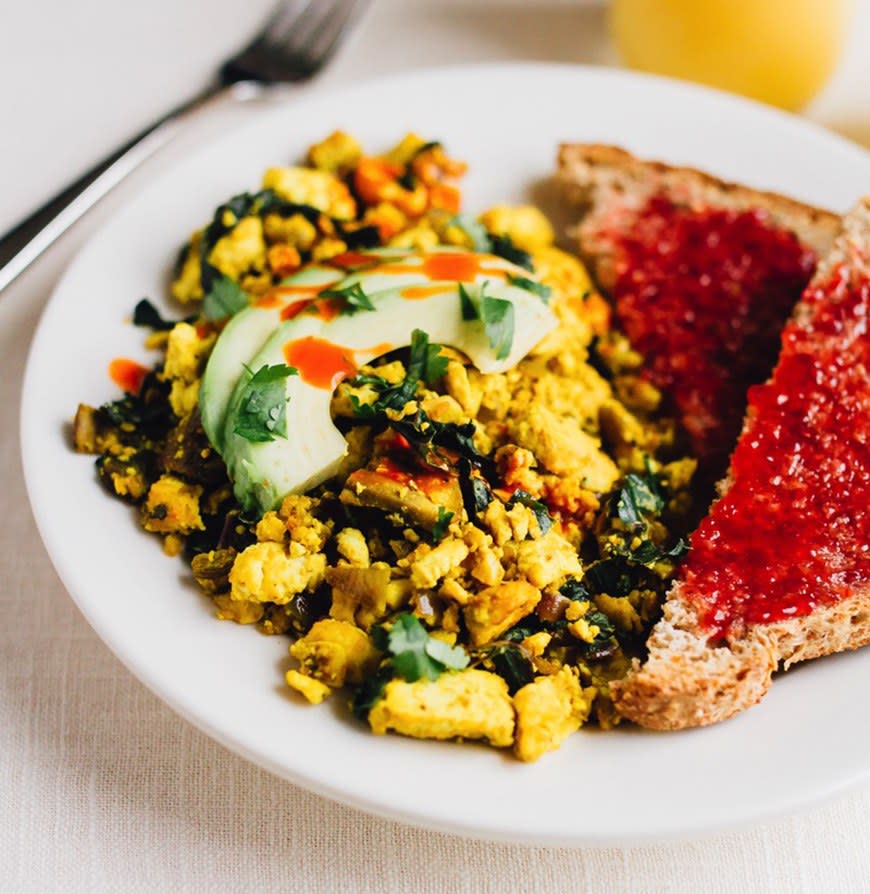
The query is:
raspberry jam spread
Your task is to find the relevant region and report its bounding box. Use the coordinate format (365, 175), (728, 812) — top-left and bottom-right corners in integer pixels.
(607, 196), (817, 478)
(681, 264), (870, 638)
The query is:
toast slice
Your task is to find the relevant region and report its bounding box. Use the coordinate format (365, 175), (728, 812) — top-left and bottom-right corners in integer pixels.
(610, 198), (870, 729)
(557, 144), (841, 482)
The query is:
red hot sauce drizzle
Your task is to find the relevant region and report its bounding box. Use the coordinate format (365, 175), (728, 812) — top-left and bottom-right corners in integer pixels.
(681, 266), (870, 638)
(606, 196), (817, 481)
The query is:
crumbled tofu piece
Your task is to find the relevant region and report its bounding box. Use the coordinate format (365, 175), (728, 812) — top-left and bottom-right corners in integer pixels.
(213, 594), (264, 625)
(229, 541), (325, 605)
(262, 166), (356, 219)
(289, 619), (380, 687)
(306, 130), (363, 173)
(286, 670), (332, 704)
(464, 580), (541, 646)
(408, 539), (469, 590)
(172, 232), (204, 303)
(327, 564), (411, 630)
(368, 669), (514, 747)
(480, 204), (555, 251)
(207, 216), (266, 281)
(255, 512), (286, 543)
(513, 667), (594, 762)
(515, 529), (583, 589)
(262, 212), (319, 249)
(141, 475), (204, 534)
(335, 527), (370, 566)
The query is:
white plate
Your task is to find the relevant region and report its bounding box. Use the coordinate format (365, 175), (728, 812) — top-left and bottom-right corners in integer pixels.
(21, 63), (870, 845)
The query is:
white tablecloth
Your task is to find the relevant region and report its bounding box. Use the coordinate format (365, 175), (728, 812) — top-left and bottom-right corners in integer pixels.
(4, 2), (870, 890)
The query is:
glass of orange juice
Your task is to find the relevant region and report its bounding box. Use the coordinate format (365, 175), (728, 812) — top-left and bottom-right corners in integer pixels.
(609, 0), (853, 111)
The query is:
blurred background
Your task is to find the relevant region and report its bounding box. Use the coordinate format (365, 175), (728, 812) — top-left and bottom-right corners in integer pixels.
(1, 0), (868, 235)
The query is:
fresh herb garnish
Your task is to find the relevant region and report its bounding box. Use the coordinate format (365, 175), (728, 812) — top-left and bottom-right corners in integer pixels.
(349, 329), (446, 419)
(456, 283), (515, 360)
(232, 363), (298, 443)
(506, 273), (551, 303)
(507, 489), (553, 535)
(432, 506), (453, 542)
(372, 613), (468, 683)
(132, 298), (195, 331)
(203, 276), (249, 321)
(489, 233), (534, 271)
(319, 281), (376, 315)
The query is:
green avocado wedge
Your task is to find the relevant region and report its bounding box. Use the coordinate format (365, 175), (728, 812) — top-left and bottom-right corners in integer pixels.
(215, 252), (558, 513)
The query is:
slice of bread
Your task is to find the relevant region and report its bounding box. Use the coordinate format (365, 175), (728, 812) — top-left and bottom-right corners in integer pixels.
(557, 144), (840, 291)
(611, 198), (870, 729)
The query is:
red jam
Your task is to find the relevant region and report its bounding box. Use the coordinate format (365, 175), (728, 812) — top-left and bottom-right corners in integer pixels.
(607, 196), (817, 477)
(108, 357), (149, 395)
(681, 265), (870, 638)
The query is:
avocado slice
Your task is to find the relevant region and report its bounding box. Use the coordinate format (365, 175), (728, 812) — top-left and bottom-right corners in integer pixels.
(219, 264), (557, 514)
(199, 264), (342, 451)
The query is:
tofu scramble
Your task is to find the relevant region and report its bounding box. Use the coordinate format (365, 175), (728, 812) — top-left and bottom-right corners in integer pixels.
(73, 132), (697, 761)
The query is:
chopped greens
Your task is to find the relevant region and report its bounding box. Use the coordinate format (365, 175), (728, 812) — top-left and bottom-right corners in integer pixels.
(476, 642), (535, 694)
(489, 233), (534, 271)
(132, 298), (195, 331)
(351, 665), (394, 722)
(507, 489), (553, 535)
(614, 472), (665, 529)
(507, 273), (551, 303)
(319, 281), (376, 315)
(432, 506), (453, 542)
(456, 283), (515, 361)
(232, 363), (298, 443)
(372, 613), (469, 683)
(203, 276), (249, 321)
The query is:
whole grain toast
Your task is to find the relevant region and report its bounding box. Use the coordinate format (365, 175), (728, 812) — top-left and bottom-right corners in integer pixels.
(558, 143), (870, 729)
(557, 144), (840, 291)
(613, 199), (870, 730)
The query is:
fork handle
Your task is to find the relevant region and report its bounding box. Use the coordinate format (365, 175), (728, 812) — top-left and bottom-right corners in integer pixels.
(0, 80), (263, 294)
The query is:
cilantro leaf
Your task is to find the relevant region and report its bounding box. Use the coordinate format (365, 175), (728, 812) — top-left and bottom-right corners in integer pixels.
(232, 363), (298, 443)
(432, 506), (453, 542)
(449, 214), (492, 252)
(132, 298), (195, 331)
(203, 276), (249, 321)
(489, 233), (534, 271)
(457, 283), (515, 361)
(507, 273), (551, 304)
(381, 613), (469, 682)
(480, 294), (515, 361)
(320, 281), (376, 315)
(407, 328), (449, 385)
(458, 282), (478, 320)
(508, 489), (553, 535)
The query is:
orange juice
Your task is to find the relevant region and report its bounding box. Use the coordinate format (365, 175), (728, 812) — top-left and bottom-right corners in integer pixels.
(610, 0), (852, 110)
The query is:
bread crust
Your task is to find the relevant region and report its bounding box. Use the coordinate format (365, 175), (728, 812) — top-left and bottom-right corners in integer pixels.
(557, 143), (840, 291)
(559, 144), (868, 730)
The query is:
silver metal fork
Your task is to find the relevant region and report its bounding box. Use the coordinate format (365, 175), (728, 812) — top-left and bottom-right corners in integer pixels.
(0, 0), (369, 293)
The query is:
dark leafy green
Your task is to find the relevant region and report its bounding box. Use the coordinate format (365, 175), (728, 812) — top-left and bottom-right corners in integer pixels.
(232, 364), (298, 443)
(351, 665), (394, 721)
(457, 283), (515, 360)
(319, 281), (376, 315)
(614, 472), (665, 528)
(132, 298), (196, 331)
(508, 489), (553, 535)
(489, 233), (534, 271)
(480, 643), (535, 694)
(432, 506), (453, 543)
(506, 273), (551, 304)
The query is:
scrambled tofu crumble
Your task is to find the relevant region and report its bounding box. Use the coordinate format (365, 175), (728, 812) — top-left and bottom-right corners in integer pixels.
(73, 132), (697, 762)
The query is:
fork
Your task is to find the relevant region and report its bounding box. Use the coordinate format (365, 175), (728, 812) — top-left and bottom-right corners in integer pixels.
(0, 0), (369, 293)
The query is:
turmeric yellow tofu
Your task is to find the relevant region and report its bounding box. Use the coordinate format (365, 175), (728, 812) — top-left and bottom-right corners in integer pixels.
(368, 669), (515, 748)
(141, 475), (204, 534)
(513, 667), (595, 762)
(289, 619), (380, 687)
(463, 580), (542, 646)
(229, 541), (325, 605)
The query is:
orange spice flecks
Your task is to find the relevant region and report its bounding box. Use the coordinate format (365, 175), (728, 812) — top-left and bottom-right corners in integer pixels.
(284, 336), (357, 390)
(108, 358), (149, 395)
